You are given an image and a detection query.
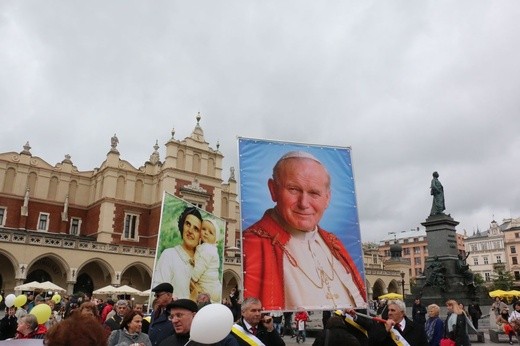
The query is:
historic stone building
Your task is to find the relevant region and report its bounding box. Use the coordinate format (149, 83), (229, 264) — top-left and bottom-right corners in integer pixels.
(501, 217), (520, 286)
(379, 228), (466, 278)
(0, 114), (241, 299)
(464, 220), (506, 284)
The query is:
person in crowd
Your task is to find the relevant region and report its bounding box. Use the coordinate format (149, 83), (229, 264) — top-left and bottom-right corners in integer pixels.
(496, 307), (515, 345)
(242, 151), (366, 310)
(191, 219), (222, 302)
(134, 303), (150, 334)
(45, 298), (60, 330)
(231, 297), (285, 346)
(101, 299), (115, 323)
(468, 301), (482, 330)
(508, 301), (520, 344)
(44, 314), (107, 346)
(282, 311), (293, 337)
(15, 301), (28, 319)
(312, 314), (361, 346)
(294, 310), (309, 340)
(77, 301), (100, 320)
(148, 283), (176, 346)
(444, 299), (470, 346)
(0, 306), (17, 340)
(272, 310), (283, 335)
(104, 300), (129, 331)
(349, 300), (428, 346)
(377, 299), (389, 320)
(108, 310), (152, 346)
(492, 297), (508, 318)
(424, 304), (444, 346)
(159, 299), (238, 346)
(412, 297), (427, 326)
(153, 206), (203, 299)
(15, 314), (47, 339)
(196, 292), (212, 310)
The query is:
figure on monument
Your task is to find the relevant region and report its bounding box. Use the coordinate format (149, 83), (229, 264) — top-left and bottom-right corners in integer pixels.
(111, 134), (119, 150)
(457, 253), (476, 289)
(430, 171), (445, 216)
(423, 256), (447, 291)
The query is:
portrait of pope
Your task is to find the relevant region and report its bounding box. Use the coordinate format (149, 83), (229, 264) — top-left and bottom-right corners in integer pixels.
(238, 138), (367, 311)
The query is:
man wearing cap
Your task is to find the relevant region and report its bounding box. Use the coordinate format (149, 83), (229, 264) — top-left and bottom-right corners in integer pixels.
(104, 299), (129, 331)
(231, 297), (285, 346)
(243, 151), (366, 310)
(159, 299), (238, 346)
(149, 283), (176, 346)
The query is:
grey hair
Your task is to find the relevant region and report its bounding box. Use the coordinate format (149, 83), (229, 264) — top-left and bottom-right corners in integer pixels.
(388, 299), (406, 313)
(241, 297), (262, 313)
(20, 314), (39, 331)
(116, 300), (128, 307)
(272, 151), (330, 188)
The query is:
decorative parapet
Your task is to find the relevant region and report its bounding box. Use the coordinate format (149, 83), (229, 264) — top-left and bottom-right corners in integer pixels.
(0, 228), (155, 257)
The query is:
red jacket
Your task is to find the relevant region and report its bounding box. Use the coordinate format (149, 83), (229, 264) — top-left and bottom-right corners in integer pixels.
(15, 324), (47, 339)
(243, 210), (366, 310)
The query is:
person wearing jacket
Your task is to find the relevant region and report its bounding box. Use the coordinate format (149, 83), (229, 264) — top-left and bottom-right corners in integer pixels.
(231, 297), (285, 346)
(108, 310), (152, 346)
(15, 314), (47, 340)
(444, 299), (470, 346)
(0, 306), (17, 340)
(312, 315), (361, 346)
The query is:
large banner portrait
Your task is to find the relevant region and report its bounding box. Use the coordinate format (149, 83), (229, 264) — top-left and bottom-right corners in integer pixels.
(151, 192), (225, 303)
(238, 137), (367, 311)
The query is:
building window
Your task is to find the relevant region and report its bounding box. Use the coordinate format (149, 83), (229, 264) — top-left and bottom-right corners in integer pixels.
(515, 271), (520, 281)
(70, 218), (81, 236)
(512, 246), (517, 254)
(236, 239), (241, 249)
(413, 246), (421, 254)
(123, 213), (139, 240)
(384, 250), (390, 257)
(38, 213), (50, 231)
(0, 207), (5, 226)
(415, 268), (421, 276)
(496, 255), (502, 264)
(485, 272), (491, 281)
(403, 239), (408, 243)
(513, 257), (518, 265)
(473, 257), (478, 266)
(470, 244), (477, 252)
(403, 248), (410, 256)
(516, 233), (520, 238)
(414, 258), (421, 265)
(483, 257), (489, 265)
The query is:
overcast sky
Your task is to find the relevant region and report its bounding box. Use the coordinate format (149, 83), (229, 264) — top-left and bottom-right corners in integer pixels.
(2, 1), (519, 243)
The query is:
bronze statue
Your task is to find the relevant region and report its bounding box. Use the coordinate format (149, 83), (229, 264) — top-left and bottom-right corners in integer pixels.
(430, 171), (445, 215)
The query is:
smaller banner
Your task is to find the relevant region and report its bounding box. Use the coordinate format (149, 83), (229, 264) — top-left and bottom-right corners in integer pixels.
(151, 192), (225, 303)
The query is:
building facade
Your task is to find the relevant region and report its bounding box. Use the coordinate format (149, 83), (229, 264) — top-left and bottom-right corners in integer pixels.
(0, 114), (242, 299)
(464, 220), (506, 284)
(502, 218), (520, 286)
(379, 228), (466, 279)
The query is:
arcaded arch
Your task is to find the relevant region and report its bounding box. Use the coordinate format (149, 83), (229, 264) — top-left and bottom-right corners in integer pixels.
(76, 258), (116, 290)
(120, 261), (152, 291)
(372, 278), (386, 299)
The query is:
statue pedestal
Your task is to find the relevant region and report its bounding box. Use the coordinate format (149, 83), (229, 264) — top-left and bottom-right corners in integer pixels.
(413, 214), (484, 306)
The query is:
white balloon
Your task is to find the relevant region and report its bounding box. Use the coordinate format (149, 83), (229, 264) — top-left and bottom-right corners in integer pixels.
(190, 303), (234, 344)
(5, 294), (16, 308)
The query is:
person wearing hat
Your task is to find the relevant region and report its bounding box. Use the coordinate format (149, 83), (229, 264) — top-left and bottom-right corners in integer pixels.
(149, 283), (175, 346)
(159, 299), (238, 346)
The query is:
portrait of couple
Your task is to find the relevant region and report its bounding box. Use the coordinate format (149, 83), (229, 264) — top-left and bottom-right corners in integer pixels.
(239, 138), (367, 311)
(152, 192), (224, 303)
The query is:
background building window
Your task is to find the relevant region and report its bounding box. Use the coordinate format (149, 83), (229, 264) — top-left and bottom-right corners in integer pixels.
(496, 255), (502, 264)
(403, 248), (410, 255)
(511, 246), (517, 254)
(70, 218), (81, 236)
(38, 213), (50, 231)
(414, 257), (421, 265)
(515, 271), (520, 281)
(483, 257), (489, 265)
(0, 207), (5, 226)
(513, 257), (518, 265)
(473, 257), (478, 266)
(413, 246), (421, 254)
(485, 272), (491, 281)
(123, 213), (139, 240)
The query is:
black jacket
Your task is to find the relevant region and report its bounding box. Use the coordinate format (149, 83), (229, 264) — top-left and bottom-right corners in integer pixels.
(369, 316), (428, 346)
(231, 318), (285, 346)
(312, 324), (361, 346)
(0, 314), (17, 340)
(444, 313), (470, 346)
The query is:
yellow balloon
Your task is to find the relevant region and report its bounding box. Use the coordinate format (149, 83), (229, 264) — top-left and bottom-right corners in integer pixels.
(31, 304), (52, 324)
(144, 316), (151, 323)
(52, 294), (61, 304)
(0, 295), (3, 303)
(14, 294), (27, 308)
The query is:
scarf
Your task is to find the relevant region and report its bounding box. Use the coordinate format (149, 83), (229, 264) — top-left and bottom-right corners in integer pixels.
(425, 317), (438, 342)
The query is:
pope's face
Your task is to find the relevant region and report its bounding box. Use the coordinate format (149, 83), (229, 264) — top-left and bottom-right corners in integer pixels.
(182, 214), (201, 250)
(268, 158), (330, 231)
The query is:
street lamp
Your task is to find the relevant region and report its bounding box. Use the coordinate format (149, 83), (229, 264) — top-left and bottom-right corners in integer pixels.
(400, 271), (406, 297)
